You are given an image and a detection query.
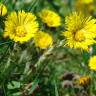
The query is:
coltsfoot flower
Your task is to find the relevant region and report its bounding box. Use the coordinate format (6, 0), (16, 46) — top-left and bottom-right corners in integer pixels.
(88, 56), (96, 71)
(78, 76), (91, 87)
(0, 3), (7, 16)
(34, 31), (53, 49)
(62, 12), (96, 51)
(39, 9), (61, 27)
(4, 10), (39, 43)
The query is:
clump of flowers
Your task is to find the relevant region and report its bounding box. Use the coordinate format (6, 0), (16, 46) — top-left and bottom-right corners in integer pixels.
(4, 10), (39, 43)
(88, 56), (96, 71)
(0, 3), (7, 16)
(62, 12), (96, 51)
(39, 9), (61, 27)
(34, 31), (53, 49)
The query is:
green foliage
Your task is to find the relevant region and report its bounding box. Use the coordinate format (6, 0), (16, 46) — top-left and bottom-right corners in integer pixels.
(0, 0), (96, 96)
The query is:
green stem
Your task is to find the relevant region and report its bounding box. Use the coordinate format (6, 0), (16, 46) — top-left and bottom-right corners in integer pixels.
(35, 46), (54, 67)
(2, 83), (7, 96)
(89, 71), (94, 95)
(28, 0), (39, 11)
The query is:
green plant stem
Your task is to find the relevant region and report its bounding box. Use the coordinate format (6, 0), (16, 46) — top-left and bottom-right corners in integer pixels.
(89, 71), (94, 96)
(3, 84), (7, 96)
(35, 46), (54, 67)
(28, 0), (40, 11)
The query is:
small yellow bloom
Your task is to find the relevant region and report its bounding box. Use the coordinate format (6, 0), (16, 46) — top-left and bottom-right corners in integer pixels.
(4, 10), (39, 43)
(62, 12), (96, 51)
(79, 76), (91, 86)
(39, 9), (61, 27)
(88, 56), (96, 71)
(34, 31), (53, 49)
(0, 3), (7, 16)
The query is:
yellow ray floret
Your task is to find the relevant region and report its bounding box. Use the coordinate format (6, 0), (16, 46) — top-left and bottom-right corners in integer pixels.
(4, 10), (39, 43)
(62, 12), (96, 51)
(39, 9), (61, 27)
(88, 56), (96, 71)
(0, 3), (7, 16)
(34, 31), (53, 49)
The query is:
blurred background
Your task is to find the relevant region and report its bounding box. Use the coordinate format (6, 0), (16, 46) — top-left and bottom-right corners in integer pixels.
(0, 0), (96, 96)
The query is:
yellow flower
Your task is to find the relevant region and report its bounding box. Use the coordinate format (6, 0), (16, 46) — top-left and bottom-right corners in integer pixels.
(0, 3), (7, 16)
(79, 76), (91, 86)
(77, 0), (93, 4)
(34, 31), (53, 49)
(62, 12), (96, 51)
(39, 9), (61, 27)
(75, 0), (94, 14)
(4, 10), (39, 43)
(88, 56), (96, 71)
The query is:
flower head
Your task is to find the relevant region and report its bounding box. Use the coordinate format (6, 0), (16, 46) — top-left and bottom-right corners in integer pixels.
(0, 3), (7, 16)
(34, 31), (53, 49)
(4, 10), (39, 43)
(88, 56), (96, 71)
(39, 9), (61, 27)
(78, 76), (91, 86)
(62, 12), (96, 51)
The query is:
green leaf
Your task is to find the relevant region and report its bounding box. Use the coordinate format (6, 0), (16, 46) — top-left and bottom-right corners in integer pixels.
(54, 80), (59, 96)
(7, 81), (21, 89)
(12, 92), (22, 96)
(28, 79), (39, 95)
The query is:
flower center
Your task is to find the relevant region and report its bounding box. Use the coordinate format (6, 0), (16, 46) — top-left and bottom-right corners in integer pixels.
(15, 26), (27, 37)
(75, 30), (85, 42)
